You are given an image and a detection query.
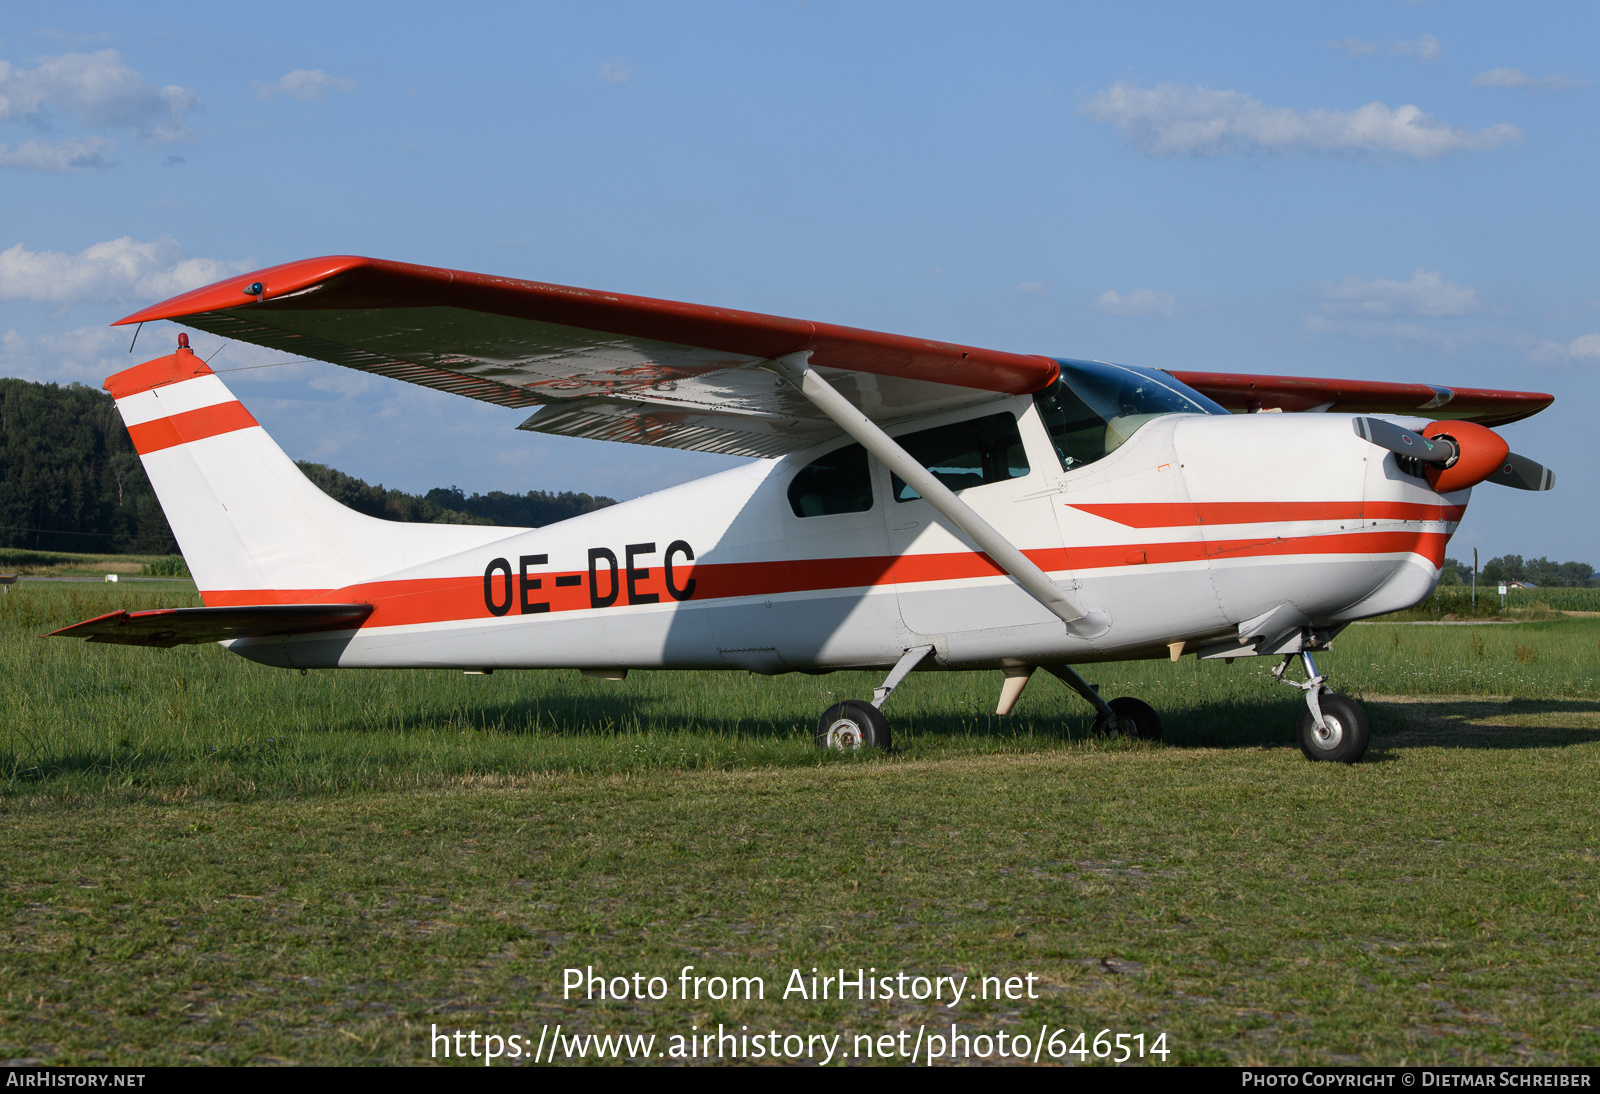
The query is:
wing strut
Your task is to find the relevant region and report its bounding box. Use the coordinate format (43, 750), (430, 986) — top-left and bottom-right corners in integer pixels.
(763, 353), (1109, 639)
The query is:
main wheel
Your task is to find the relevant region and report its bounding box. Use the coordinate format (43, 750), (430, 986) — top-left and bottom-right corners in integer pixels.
(816, 700), (891, 751)
(1297, 691), (1370, 763)
(1091, 696), (1163, 740)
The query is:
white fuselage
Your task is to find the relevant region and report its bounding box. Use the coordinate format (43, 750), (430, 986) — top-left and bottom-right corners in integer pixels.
(223, 397), (1458, 673)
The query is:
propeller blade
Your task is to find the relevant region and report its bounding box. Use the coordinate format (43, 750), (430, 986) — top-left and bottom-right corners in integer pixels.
(1351, 417), (1455, 465)
(1490, 452), (1555, 491)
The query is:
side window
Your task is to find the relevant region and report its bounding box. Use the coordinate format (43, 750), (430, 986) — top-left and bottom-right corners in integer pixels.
(890, 412), (1030, 502)
(788, 443), (874, 517)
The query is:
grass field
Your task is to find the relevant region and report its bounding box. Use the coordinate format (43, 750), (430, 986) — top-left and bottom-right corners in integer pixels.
(1383, 585), (1600, 622)
(2, 582), (1598, 1066)
(0, 549), (188, 578)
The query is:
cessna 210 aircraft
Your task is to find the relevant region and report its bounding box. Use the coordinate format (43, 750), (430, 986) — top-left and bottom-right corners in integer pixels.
(52, 256), (1556, 764)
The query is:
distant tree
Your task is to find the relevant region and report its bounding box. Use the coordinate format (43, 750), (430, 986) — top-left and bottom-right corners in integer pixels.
(0, 377), (616, 553)
(1475, 555), (1597, 587)
(295, 467), (617, 528)
(424, 486), (615, 527)
(295, 463), (493, 525)
(1561, 560), (1596, 586)
(1481, 555), (1524, 584)
(0, 378), (176, 553)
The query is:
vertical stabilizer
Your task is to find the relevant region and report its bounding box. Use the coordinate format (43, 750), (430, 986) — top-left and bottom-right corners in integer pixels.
(105, 337), (514, 603)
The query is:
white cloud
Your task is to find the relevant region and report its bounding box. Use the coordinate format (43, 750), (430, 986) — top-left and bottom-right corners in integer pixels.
(0, 324), (125, 385)
(1013, 280), (1052, 296)
(1081, 83), (1519, 160)
(1471, 67), (1587, 92)
(1303, 270), (1530, 352)
(1305, 316), (1534, 354)
(256, 69), (357, 102)
(1316, 269), (1484, 319)
(1533, 334), (1600, 363)
(599, 59), (635, 86)
(0, 237), (253, 306)
(1092, 288), (1176, 317)
(1392, 35), (1442, 64)
(1329, 37), (1377, 58)
(0, 50), (197, 142)
(0, 135), (114, 171)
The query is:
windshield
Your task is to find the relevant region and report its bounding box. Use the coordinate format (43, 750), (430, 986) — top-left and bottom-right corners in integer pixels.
(1035, 359), (1225, 472)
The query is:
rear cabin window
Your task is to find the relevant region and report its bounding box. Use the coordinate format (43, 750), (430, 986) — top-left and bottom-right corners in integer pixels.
(890, 412), (1030, 502)
(788, 443), (874, 517)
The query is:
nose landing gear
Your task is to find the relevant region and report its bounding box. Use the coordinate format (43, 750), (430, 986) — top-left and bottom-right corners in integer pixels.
(1273, 650), (1370, 763)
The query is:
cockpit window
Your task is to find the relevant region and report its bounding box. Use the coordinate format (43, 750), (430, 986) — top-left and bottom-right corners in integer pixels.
(1036, 359), (1224, 472)
(789, 442), (873, 517)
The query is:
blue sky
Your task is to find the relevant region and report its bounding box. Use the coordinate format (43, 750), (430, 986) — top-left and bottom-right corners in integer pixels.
(2, 2), (1595, 562)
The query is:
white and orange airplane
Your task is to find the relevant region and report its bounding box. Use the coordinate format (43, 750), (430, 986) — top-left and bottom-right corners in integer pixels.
(52, 256), (1555, 763)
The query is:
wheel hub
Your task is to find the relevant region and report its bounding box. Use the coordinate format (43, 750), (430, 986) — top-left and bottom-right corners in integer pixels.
(825, 719), (864, 750)
(1309, 713), (1345, 751)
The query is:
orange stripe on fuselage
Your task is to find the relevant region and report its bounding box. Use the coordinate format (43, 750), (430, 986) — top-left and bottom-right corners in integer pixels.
(126, 401), (259, 455)
(198, 527), (1451, 631)
(1068, 501), (1465, 527)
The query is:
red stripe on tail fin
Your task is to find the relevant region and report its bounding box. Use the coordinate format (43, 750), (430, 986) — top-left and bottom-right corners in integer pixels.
(126, 401), (259, 455)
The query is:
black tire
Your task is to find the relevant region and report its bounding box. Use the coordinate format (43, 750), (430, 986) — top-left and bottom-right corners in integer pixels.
(1091, 696), (1163, 740)
(816, 700), (891, 751)
(1297, 691), (1370, 763)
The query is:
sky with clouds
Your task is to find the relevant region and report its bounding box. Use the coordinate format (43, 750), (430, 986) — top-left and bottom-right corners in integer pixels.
(1, 1), (1595, 561)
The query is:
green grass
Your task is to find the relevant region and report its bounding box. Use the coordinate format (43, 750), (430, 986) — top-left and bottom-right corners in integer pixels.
(2, 583), (1598, 1065)
(1379, 585), (1600, 621)
(0, 548), (187, 577)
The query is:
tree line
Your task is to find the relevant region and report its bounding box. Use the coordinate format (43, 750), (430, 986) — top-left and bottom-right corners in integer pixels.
(294, 463), (614, 529)
(1440, 556), (1595, 588)
(0, 378), (613, 553)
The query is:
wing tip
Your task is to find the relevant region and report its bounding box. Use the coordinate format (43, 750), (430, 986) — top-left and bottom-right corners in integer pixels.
(111, 254), (379, 327)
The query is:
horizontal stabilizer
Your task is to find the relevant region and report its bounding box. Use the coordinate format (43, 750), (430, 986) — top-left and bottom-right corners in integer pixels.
(49, 604), (373, 648)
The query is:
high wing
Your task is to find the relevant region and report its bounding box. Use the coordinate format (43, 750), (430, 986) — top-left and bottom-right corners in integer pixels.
(116, 256), (1056, 458)
(116, 256), (1552, 458)
(1169, 371), (1550, 428)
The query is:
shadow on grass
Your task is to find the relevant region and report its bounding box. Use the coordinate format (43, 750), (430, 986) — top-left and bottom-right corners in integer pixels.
(1365, 697), (1600, 752)
(8, 695), (1596, 796)
(252, 688), (1600, 753)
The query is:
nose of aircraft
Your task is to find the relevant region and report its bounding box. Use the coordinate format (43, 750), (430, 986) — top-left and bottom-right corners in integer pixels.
(1352, 416), (1555, 493)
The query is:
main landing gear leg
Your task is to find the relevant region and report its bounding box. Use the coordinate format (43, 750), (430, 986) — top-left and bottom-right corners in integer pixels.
(1042, 664), (1162, 741)
(815, 645), (933, 752)
(1273, 650), (1370, 764)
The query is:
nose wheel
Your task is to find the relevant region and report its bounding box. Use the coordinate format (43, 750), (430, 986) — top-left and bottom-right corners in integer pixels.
(1274, 651), (1370, 763)
(1295, 691), (1369, 763)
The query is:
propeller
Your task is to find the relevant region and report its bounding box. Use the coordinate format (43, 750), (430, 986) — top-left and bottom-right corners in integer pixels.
(1352, 417), (1456, 465)
(1352, 417), (1554, 492)
(1491, 450), (1555, 492)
